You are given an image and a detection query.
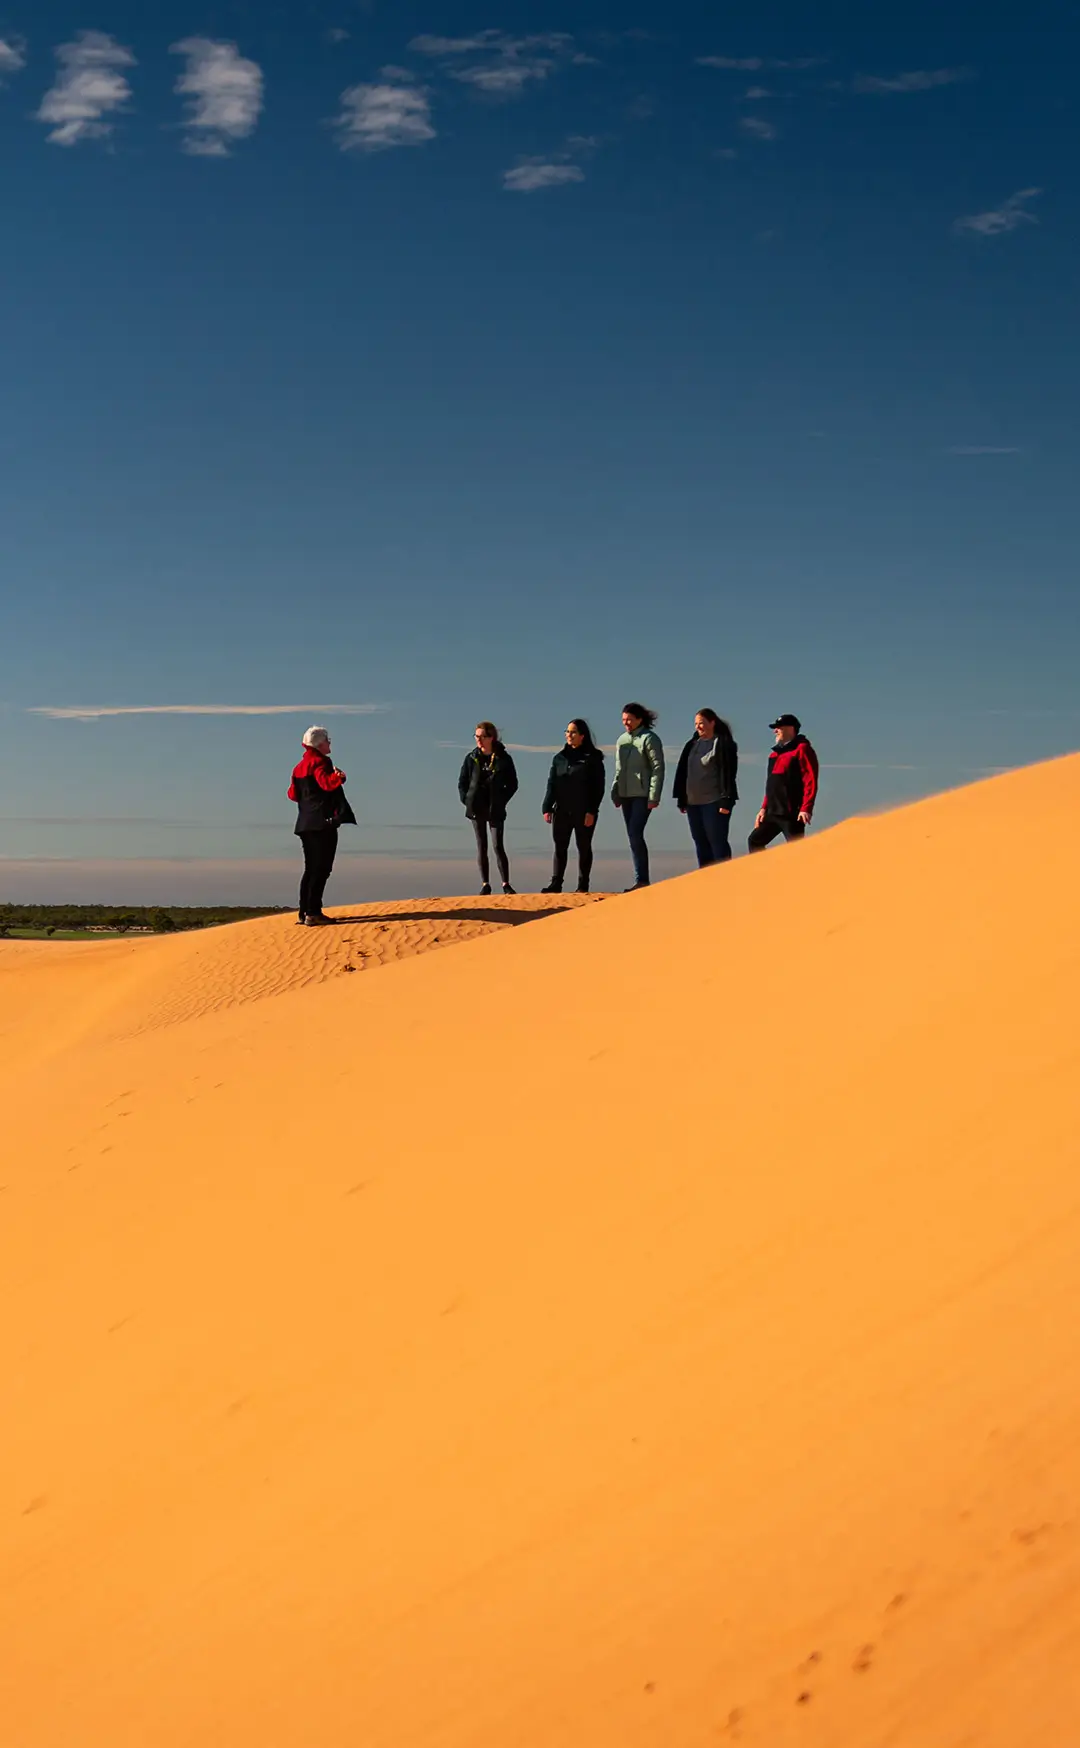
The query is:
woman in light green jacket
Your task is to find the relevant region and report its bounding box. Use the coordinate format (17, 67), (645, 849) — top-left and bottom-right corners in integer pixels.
(611, 702), (665, 890)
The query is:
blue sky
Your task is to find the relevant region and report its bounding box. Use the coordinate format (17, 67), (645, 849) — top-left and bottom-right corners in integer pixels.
(2, 2), (1077, 902)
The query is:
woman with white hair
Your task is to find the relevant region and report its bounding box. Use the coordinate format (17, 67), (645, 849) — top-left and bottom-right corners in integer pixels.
(288, 725), (355, 926)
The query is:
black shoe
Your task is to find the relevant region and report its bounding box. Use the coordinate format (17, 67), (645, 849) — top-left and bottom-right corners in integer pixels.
(541, 883), (563, 895)
(576, 884), (590, 894)
(480, 883), (492, 896)
(623, 882), (650, 892)
(502, 883), (517, 896)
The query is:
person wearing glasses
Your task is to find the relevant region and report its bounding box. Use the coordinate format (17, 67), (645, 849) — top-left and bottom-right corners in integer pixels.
(287, 725), (356, 926)
(611, 702), (665, 890)
(541, 719), (606, 894)
(673, 708), (739, 867)
(459, 722), (519, 895)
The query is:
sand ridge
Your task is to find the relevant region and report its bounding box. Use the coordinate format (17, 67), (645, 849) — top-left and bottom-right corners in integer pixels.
(0, 892), (604, 1054)
(2, 757), (1080, 1745)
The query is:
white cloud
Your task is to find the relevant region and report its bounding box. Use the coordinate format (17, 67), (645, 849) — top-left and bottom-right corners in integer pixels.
(739, 114), (777, 140)
(409, 33), (495, 56)
(945, 445), (1022, 455)
(699, 55), (763, 70)
(853, 67), (974, 93)
(37, 30), (134, 147)
(743, 85), (771, 99)
(953, 187), (1041, 237)
(0, 35), (27, 78)
(698, 54), (822, 71)
(410, 30), (577, 99)
(171, 38), (264, 157)
(503, 158), (585, 192)
(326, 28), (351, 45)
(30, 704), (386, 722)
(335, 70), (435, 152)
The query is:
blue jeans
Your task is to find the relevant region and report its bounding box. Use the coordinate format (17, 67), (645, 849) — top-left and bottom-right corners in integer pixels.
(620, 796), (652, 886)
(685, 804), (732, 869)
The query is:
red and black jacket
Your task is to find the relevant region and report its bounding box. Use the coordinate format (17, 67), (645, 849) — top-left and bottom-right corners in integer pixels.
(288, 748), (354, 834)
(761, 735), (819, 820)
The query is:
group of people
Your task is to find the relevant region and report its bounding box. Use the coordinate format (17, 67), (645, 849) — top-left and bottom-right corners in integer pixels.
(287, 708), (819, 923)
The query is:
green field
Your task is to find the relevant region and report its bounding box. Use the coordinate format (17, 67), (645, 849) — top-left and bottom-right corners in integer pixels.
(2, 929), (140, 941)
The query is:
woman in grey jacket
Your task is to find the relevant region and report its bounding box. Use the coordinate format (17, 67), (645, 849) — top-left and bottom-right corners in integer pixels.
(611, 702), (665, 890)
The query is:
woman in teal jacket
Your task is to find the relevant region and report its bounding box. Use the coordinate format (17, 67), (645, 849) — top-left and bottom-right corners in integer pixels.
(611, 702), (665, 890)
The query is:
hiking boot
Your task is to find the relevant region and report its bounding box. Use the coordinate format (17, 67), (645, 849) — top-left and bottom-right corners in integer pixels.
(304, 912), (330, 927)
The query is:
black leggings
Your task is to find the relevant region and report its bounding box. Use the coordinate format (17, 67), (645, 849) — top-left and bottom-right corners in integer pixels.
(298, 828), (338, 917)
(471, 815), (510, 887)
(551, 815), (595, 889)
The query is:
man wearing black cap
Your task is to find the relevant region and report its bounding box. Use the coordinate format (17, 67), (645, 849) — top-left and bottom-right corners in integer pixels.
(748, 714), (819, 852)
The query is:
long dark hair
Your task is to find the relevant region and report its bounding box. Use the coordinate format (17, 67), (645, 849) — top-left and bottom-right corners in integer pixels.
(622, 701), (658, 730)
(568, 717), (597, 752)
(696, 707), (737, 754)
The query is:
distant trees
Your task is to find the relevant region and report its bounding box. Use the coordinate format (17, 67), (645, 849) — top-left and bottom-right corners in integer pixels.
(0, 904), (289, 937)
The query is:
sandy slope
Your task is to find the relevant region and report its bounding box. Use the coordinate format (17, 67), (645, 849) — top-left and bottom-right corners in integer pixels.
(0, 893), (601, 1059)
(2, 760), (1080, 1746)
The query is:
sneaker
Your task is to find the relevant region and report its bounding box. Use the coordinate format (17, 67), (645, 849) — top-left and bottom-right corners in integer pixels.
(502, 884), (517, 896)
(479, 883), (492, 896)
(304, 912), (330, 927)
(541, 883), (563, 895)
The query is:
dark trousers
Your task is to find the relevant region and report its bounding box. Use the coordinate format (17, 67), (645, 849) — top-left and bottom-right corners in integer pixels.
(472, 814), (510, 887)
(620, 796), (652, 886)
(299, 827), (338, 917)
(685, 803), (732, 869)
(747, 815), (806, 853)
(550, 815), (596, 889)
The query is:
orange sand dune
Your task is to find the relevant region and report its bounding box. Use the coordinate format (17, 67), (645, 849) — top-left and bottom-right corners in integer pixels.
(2, 759), (1080, 1746)
(0, 893), (600, 1060)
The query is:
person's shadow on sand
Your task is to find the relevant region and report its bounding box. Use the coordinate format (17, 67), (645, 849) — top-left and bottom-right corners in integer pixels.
(328, 907), (573, 928)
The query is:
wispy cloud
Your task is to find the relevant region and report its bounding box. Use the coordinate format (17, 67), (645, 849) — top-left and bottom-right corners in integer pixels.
(698, 54), (822, 71)
(29, 704), (386, 722)
(410, 30), (578, 98)
(739, 114), (777, 141)
(853, 67), (974, 93)
(0, 35), (27, 79)
(504, 161), (586, 192)
(37, 30), (134, 147)
(170, 38), (264, 157)
(743, 85), (771, 100)
(335, 68), (435, 152)
(326, 28), (351, 45)
(945, 445), (1022, 455)
(953, 187), (1041, 237)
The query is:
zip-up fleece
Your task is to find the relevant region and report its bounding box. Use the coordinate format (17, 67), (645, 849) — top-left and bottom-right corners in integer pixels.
(288, 747), (355, 834)
(611, 728), (665, 805)
(761, 734), (819, 819)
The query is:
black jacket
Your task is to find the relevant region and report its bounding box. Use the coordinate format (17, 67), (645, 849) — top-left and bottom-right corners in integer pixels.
(459, 743), (519, 822)
(289, 749), (358, 835)
(542, 744), (606, 821)
(672, 734), (739, 811)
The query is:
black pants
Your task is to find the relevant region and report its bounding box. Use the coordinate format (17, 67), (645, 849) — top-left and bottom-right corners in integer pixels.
(298, 828), (338, 917)
(472, 814), (510, 887)
(551, 815), (595, 889)
(747, 816), (805, 853)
